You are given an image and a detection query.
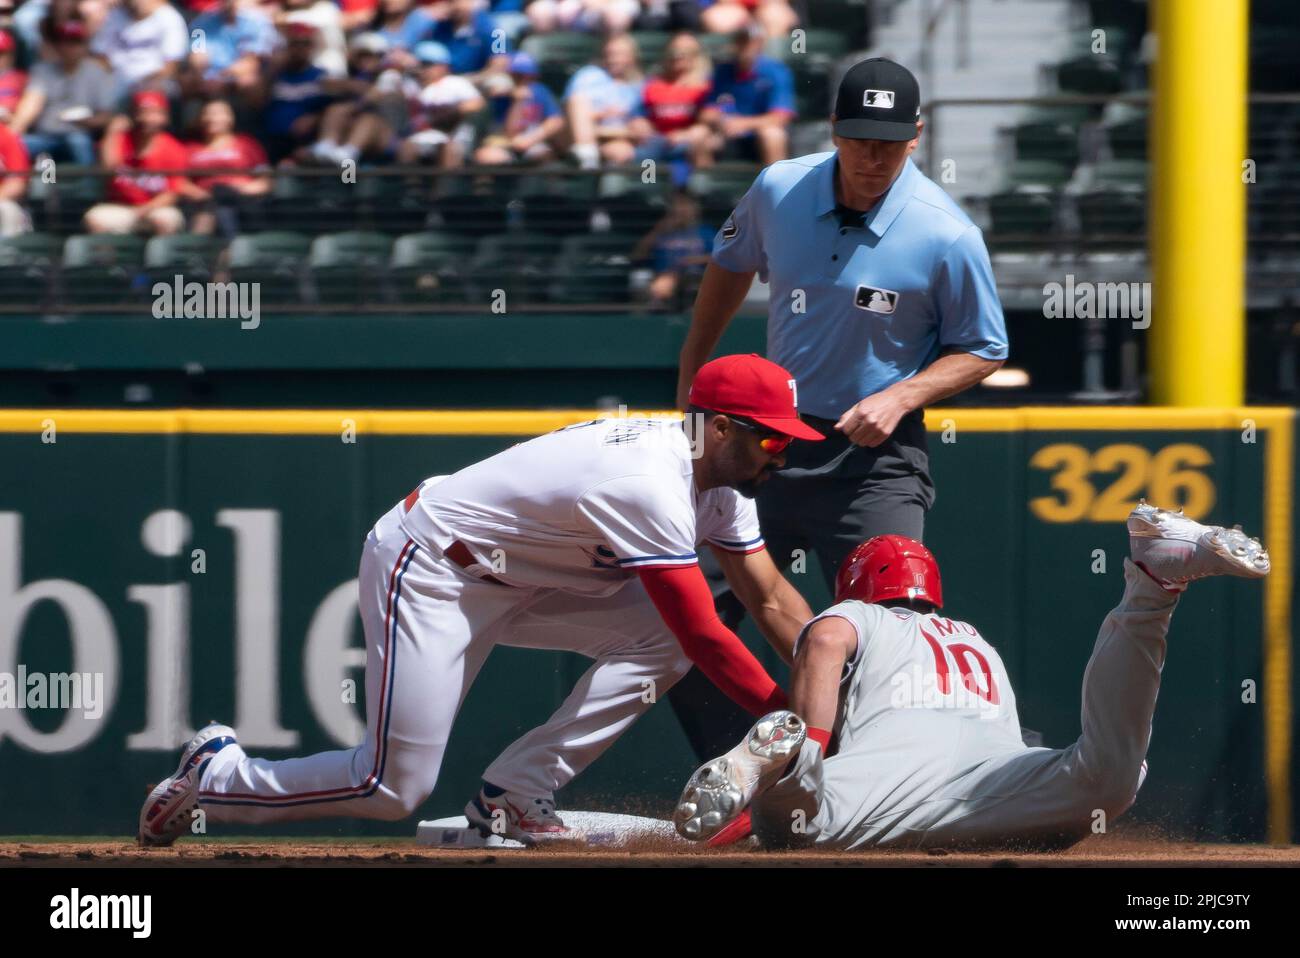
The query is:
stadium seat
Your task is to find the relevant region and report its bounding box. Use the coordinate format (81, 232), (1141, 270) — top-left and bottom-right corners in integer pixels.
(266, 173), (358, 233)
(309, 231), (395, 304)
(144, 234), (226, 283)
(628, 31), (671, 69)
(1053, 54), (1125, 95)
(521, 32), (603, 95)
(1101, 105), (1147, 161)
(790, 61), (833, 118)
(987, 189), (1059, 251)
(227, 231), (311, 305)
(1003, 159), (1074, 190)
(390, 232), (477, 305)
(1076, 189), (1145, 246)
(1012, 120), (1080, 168)
(61, 233), (148, 305)
(428, 190), (511, 235)
(596, 171), (672, 235)
(805, 0), (869, 45)
(470, 232), (557, 304)
(27, 166), (104, 234)
(1088, 158), (1148, 189)
(357, 174), (432, 234)
(0, 232), (61, 303)
(550, 232), (638, 305)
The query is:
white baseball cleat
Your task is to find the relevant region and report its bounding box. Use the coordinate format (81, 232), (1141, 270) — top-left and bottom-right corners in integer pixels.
(674, 710), (806, 843)
(138, 722), (239, 847)
(1128, 500), (1270, 589)
(464, 782), (570, 845)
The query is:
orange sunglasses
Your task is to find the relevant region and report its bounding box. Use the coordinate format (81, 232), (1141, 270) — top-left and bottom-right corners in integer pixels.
(730, 416), (792, 455)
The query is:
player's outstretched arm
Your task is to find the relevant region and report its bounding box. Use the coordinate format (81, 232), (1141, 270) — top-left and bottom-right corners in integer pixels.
(710, 544), (813, 666)
(790, 616), (857, 736)
(637, 564), (786, 717)
(675, 262), (755, 410)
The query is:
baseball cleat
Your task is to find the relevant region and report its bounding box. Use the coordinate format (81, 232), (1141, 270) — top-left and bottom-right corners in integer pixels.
(674, 710), (806, 843)
(1128, 500), (1270, 589)
(138, 722), (239, 847)
(464, 782), (569, 845)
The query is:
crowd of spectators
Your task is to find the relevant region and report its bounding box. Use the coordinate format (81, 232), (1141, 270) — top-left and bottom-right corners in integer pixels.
(0, 0), (807, 238)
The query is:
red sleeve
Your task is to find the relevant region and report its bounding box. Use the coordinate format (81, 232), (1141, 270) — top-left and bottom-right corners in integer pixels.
(239, 135), (268, 169)
(157, 135), (189, 192)
(0, 129), (30, 173)
(638, 565), (786, 717)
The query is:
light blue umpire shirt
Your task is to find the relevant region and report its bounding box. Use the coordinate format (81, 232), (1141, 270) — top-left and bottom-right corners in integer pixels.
(710, 151), (1009, 420)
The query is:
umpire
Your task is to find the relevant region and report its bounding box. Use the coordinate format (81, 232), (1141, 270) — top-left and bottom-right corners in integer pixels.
(670, 58), (1009, 758)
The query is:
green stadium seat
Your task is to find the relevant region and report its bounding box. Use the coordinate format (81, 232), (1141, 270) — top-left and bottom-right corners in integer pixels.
(519, 191), (593, 235)
(1089, 158), (1147, 189)
(987, 189), (1059, 250)
(428, 191), (511, 235)
(790, 60), (833, 118)
(470, 232), (557, 304)
(309, 231), (394, 304)
(61, 233), (148, 305)
(1003, 159), (1074, 190)
(521, 31), (603, 96)
(357, 174), (432, 234)
(628, 31), (671, 70)
(1103, 112), (1147, 161)
(28, 166), (104, 234)
(1076, 188), (1145, 246)
(805, 0), (869, 45)
(1054, 54), (1125, 95)
(1012, 121), (1080, 168)
(227, 231), (311, 305)
(0, 232), (61, 303)
(266, 174), (358, 232)
(390, 232), (477, 305)
(144, 234), (226, 282)
(550, 231), (642, 304)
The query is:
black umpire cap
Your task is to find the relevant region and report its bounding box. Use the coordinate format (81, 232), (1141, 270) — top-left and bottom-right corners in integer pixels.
(833, 58), (921, 141)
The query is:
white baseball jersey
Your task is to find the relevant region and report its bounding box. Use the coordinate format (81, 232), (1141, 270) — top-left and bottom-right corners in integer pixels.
(754, 559), (1171, 849)
(399, 418), (765, 597)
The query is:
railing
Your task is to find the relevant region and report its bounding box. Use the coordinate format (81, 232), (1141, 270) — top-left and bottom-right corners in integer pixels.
(0, 163), (768, 315)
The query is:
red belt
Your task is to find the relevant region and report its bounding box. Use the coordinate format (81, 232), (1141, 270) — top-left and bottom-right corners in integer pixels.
(403, 485), (505, 585)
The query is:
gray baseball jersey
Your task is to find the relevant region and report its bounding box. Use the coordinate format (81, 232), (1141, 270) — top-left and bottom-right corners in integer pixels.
(752, 558), (1171, 849)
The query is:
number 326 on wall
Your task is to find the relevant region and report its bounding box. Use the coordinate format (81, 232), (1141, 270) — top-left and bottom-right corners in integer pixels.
(1029, 443), (1215, 523)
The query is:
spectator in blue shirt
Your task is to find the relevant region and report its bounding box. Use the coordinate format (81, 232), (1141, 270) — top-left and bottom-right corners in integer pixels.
(565, 33), (649, 168)
(700, 24), (795, 166)
(632, 190), (714, 305)
(187, 0), (279, 98)
(474, 52), (564, 164)
(431, 0), (510, 78)
(257, 22), (333, 161)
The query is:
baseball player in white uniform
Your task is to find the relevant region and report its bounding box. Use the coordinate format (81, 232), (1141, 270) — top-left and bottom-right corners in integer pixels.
(673, 501), (1270, 849)
(138, 354), (825, 846)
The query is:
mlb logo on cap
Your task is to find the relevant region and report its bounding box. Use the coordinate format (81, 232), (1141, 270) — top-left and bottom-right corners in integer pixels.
(834, 58), (921, 140)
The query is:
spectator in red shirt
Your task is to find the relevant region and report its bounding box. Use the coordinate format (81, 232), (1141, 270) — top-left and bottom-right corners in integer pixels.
(0, 117), (31, 235)
(637, 32), (713, 179)
(84, 89), (188, 234)
(0, 30), (26, 124)
(180, 98), (270, 236)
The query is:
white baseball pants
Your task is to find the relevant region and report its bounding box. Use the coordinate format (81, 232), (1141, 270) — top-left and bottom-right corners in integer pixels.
(198, 500), (692, 823)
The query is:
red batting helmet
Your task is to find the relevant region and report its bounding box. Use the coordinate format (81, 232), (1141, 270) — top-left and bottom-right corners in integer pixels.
(835, 535), (943, 608)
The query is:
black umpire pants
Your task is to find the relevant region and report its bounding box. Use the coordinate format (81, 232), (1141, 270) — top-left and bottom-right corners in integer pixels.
(667, 409), (937, 760)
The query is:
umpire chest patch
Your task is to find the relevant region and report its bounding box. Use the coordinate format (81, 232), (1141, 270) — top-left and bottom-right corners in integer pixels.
(854, 284), (899, 314)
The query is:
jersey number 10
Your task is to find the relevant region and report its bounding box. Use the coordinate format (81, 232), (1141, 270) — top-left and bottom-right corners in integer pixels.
(919, 627), (1000, 705)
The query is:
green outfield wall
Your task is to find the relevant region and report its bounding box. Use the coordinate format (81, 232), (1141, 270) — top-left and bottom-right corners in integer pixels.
(0, 408), (1293, 843)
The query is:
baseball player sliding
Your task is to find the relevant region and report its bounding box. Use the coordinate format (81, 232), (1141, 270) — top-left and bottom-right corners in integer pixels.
(674, 502), (1270, 849)
(138, 354), (824, 846)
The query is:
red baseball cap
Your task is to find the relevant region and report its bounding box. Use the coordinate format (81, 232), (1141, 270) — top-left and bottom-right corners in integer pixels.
(132, 89), (169, 111)
(688, 354), (824, 441)
(0, 30), (15, 52)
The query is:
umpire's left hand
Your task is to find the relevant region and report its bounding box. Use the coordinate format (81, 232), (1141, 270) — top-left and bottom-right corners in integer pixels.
(836, 392), (912, 447)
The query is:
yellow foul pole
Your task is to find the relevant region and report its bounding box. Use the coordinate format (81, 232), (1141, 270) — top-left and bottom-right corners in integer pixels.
(1149, 0), (1248, 405)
